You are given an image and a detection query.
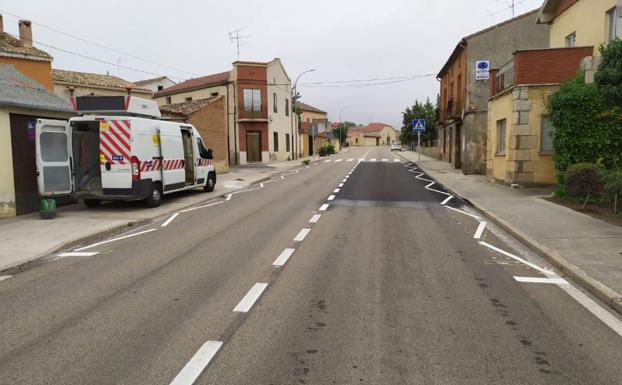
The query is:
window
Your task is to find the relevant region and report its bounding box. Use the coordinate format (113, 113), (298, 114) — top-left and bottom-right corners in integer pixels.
(157, 85), (164, 91)
(496, 119), (506, 155)
(165, 96), (171, 104)
(286, 133), (291, 152)
(540, 115), (555, 153)
(185, 97), (193, 102)
(273, 92), (278, 113)
(285, 98), (289, 117)
(565, 32), (576, 47)
(243, 89), (261, 111)
(273, 132), (279, 152)
(606, 7), (621, 42)
(211, 92), (219, 97)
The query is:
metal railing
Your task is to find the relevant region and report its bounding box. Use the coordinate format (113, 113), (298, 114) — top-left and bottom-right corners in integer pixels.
(239, 104), (266, 119)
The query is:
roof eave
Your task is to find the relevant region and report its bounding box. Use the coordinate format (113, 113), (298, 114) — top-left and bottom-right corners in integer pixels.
(53, 80), (151, 93)
(0, 51), (52, 62)
(153, 80), (230, 98)
(0, 99), (74, 113)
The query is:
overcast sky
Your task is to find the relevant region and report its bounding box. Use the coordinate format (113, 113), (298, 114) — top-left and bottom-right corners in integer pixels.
(3, 0), (545, 128)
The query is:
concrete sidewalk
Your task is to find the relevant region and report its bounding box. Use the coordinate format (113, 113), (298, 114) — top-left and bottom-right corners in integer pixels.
(399, 151), (622, 314)
(0, 158), (314, 273)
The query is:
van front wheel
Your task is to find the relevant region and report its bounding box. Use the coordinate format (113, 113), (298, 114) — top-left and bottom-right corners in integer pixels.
(145, 183), (162, 207)
(204, 173), (216, 192)
(83, 199), (101, 208)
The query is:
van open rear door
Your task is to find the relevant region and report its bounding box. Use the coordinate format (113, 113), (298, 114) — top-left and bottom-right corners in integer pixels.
(35, 119), (73, 196)
(158, 127), (186, 191)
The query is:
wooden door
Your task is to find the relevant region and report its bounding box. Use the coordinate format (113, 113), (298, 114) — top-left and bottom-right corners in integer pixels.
(246, 131), (261, 162)
(10, 114), (40, 215)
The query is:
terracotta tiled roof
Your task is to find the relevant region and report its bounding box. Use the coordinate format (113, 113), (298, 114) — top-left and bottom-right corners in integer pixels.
(295, 101), (326, 114)
(52, 69), (151, 92)
(159, 96), (222, 116)
(154, 71), (230, 97)
(348, 123), (393, 135)
(134, 76), (168, 86)
(0, 64), (72, 112)
(0, 32), (52, 60)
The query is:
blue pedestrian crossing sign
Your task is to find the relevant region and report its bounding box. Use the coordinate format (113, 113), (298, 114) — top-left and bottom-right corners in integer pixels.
(412, 119), (426, 133)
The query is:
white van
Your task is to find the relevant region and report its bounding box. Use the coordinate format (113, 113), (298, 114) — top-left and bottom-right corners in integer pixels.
(36, 96), (216, 207)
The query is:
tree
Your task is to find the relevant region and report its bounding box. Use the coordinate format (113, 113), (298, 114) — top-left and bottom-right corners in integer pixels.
(594, 39), (622, 107)
(333, 121), (356, 144)
(400, 97), (438, 145)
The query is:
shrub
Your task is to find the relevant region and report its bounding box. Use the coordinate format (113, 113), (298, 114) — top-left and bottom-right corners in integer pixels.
(302, 159), (310, 165)
(595, 39), (622, 107)
(565, 163), (604, 197)
(602, 169), (622, 214)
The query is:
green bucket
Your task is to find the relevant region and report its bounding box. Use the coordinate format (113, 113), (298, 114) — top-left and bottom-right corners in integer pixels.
(39, 198), (57, 220)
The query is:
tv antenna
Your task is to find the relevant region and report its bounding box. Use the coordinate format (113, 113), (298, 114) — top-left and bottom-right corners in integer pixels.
(228, 27), (250, 61)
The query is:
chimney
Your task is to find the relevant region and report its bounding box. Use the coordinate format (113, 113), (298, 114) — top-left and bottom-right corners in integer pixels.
(18, 19), (33, 48)
(0, 14), (4, 34)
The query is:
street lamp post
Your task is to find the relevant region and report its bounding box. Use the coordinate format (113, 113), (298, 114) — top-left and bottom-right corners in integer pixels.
(291, 69), (316, 160)
(339, 106), (350, 151)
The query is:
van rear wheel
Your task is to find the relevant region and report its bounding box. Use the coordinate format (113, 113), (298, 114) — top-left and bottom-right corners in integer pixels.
(145, 183), (162, 207)
(204, 173), (216, 192)
(83, 199), (101, 208)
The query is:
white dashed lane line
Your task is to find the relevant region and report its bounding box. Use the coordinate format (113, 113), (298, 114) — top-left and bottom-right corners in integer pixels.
(273, 248), (296, 267)
(333, 188), (340, 193)
(319, 204), (329, 211)
(327, 195), (335, 201)
(233, 283), (269, 313)
(309, 214), (321, 223)
(514, 276), (568, 284)
(161, 212), (180, 227)
(56, 251), (99, 258)
(473, 221), (487, 239)
(294, 228), (311, 242)
(0, 275), (12, 282)
(168, 340), (223, 385)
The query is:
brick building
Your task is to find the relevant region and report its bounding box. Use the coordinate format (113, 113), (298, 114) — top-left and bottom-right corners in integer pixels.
(159, 96), (229, 173)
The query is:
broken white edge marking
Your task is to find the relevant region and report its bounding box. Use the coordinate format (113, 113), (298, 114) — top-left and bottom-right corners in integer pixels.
(444, 205), (481, 220)
(180, 201), (224, 213)
(347, 158), (354, 161)
(168, 340), (223, 385)
(75, 228), (157, 251)
(473, 221), (487, 239)
(57, 251), (99, 258)
(309, 214), (321, 223)
(327, 195), (335, 201)
(161, 212), (180, 227)
(338, 183), (344, 187)
(324, 159), (332, 163)
(273, 248), (296, 266)
(381, 158), (388, 162)
(319, 204), (329, 211)
(479, 241), (548, 274)
(335, 159), (343, 162)
(0, 275), (12, 282)
(514, 276), (568, 284)
(425, 182), (435, 188)
(260, 182), (264, 188)
(226, 193), (232, 201)
(393, 159), (400, 162)
(233, 283), (269, 312)
(281, 175), (285, 180)
(333, 188), (340, 193)
(441, 195), (453, 205)
(370, 158), (377, 162)
(294, 228), (311, 241)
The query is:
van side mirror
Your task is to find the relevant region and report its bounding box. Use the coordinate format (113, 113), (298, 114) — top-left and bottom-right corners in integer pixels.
(206, 149), (214, 160)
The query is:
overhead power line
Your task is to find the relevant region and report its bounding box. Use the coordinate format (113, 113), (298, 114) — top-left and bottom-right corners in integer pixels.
(0, 9), (197, 77)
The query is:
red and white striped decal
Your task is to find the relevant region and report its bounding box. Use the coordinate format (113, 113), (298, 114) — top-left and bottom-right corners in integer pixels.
(140, 159), (162, 172)
(99, 120), (131, 165)
(163, 159), (185, 170)
(197, 158), (213, 166)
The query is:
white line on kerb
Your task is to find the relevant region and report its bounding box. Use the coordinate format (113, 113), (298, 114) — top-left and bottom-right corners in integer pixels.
(57, 251), (99, 258)
(514, 276), (568, 284)
(0, 275), (12, 282)
(479, 241), (548, 274)
(75, 228), (157, 251)
(180, 201), (224, 213)
(327, 195), (335, 201)
(473, 221), (487, 239)
(161, 212), (180, 227)
(309, 214), (321, 223)
(233, 283), (269, 312)
(273, 248), (296, 266)
(333, 188), (340, 193)
(294, 228), (311, 241)
(168, 340), (223, 385)
(441, 195), (453, 205)
(319, 204), (329, 211)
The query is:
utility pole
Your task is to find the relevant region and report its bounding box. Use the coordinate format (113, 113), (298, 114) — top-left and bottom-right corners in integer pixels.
(339, 106), (350, 151)
(292, 69), (316, 159)
(228, 27), (250, 61)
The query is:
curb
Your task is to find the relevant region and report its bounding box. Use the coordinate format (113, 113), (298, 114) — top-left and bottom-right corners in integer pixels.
(399, 153), (622, 316)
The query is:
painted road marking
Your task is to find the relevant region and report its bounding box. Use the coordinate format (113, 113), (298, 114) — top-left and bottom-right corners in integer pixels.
(233, 283), (269, 312)
(168, 340), (223, 385)
(347, 158), (354, 162)
(327, 195), (335, 201)
(180, 201), (225, 213)
(358, 158), (365, 162)
(393, 159), (400, 162)
(473, 221), (487, 239)
(342, 179), (348, 183)
(479, 241), (547, 274)
(333, 188), (340, 193)
(338, 183), (344, 187)
(381, 158), (388, 162)
(273, 248), (296, 266)
(335, 159), (343, 162)
(441, 195), (453, 205)
(75, 228), (158, 251)
(319, 204), (329, 211)
(514, 276), (568, 284)
(161, 212), (180, 227)
(323, 160), (332, 163)
(57, 251), (99, 258)
(309, 214), (321, 223)
(0, 275), (12, 282)
(370, 158), (377, 162)
(445, 205), (481, 220)
(294, 228), (311, 241)
(226, 194), (232, 201)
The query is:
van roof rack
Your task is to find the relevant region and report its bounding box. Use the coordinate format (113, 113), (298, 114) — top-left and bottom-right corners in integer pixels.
(72, 96), (161, 119)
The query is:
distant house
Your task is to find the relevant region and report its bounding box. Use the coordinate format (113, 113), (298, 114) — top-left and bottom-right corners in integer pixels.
(52, 69), (151, 105)
(160, 96), (229, 173)
(437, 10), (550, 174)
(296, 102), (328, 156)
(134, 76), (177, 94)
(346, 123), (397, 147)
(154, 59), (295, 165)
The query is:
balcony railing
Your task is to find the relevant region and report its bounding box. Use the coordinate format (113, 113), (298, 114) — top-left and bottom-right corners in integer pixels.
(239, 104), (267, 120)
(445, 98), (463, 119)
(493, 62), (514, 95)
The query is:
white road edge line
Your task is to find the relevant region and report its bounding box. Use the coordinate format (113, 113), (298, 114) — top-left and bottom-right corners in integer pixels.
(168, 340), (223, 385)
(161, 212), (180, 227)
(294, 228), (311, 242)
(180, 201), (225, 213)
(233, 283), (269, 312)
(444, 205), (481, 220)
(441, 195), (453, 205)
(319, 204), (329, 211)
(309, 214), (321, 223)
(514, 276), (568, 284)
(57, 251), (99, 258)
(0, 275), (12, 282)
(333, 188), (340, 193)
(478, 241), (548, 274)
(75, 228), (157, 251)
(370, 158), (377, 162)
(327, 195), (335, 201)
(338, 183), (344, 187)
(473, 221), (487, 239)
(273, 248), (296, 266)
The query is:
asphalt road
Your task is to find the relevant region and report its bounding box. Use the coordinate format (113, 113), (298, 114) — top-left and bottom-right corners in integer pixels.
(1, 146), (621, 385)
